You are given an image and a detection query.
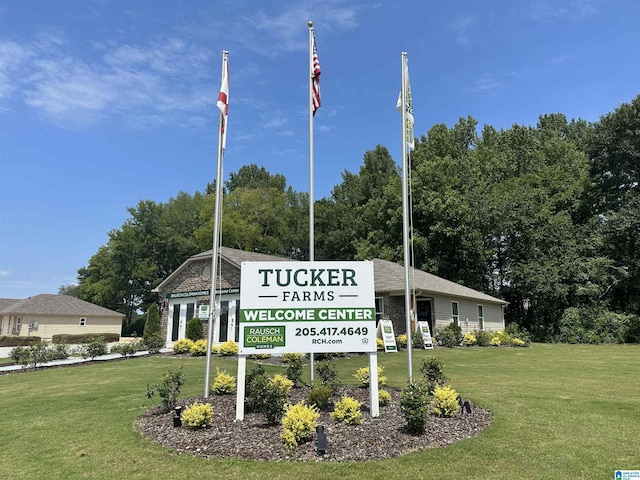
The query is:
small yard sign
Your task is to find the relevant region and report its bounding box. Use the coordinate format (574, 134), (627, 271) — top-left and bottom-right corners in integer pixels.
(239, 261), (376, 354)
(416, 321), (434, 349)
(377, 319), (397, 352)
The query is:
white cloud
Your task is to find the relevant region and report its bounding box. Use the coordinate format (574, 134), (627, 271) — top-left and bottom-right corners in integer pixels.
(451, 16), (475, 47)
(526, 0), (601, 22)
(467, 76), (504, 94)
(0, 269), (10, 277)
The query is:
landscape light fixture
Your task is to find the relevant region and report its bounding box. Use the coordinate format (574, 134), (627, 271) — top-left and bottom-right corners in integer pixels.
(316, 425), (327, 454)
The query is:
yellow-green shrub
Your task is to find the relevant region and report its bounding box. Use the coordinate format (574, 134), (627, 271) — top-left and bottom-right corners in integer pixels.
(181, 402), (213, 429)
(378, 388), (392, 407)
(281, 352), (304, 363)
(396, 333), (408, 349)
(281, 402), (320, 450)
(376, 337), (384, 350)
(512, 337), (526, 346)
(491, 331), (510, 346)
(218, 340), (238, 356)
(432, 386), (460, 418)
(173, 338), (194, 354)
(353, 365), (387, 387)
(270, 373), (294, 395)
(211, 368), (236, 395)
(463, 332), (477, 346)
(332, 396), (362, 425)
(190, 339), (208, 356)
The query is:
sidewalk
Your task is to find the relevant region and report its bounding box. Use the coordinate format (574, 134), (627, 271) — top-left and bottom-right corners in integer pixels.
(0, 348), (174, 373)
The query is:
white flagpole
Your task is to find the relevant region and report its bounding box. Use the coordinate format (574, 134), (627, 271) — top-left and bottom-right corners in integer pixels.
(308, 21), (316, 384)
(205, 50), (228, 398)
(400, 52), (414, 382)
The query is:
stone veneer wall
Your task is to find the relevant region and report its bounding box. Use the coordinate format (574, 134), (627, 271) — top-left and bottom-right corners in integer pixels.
(158, 257), (241, 343)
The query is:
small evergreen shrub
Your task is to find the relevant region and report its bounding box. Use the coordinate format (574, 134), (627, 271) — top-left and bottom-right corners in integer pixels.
(281, 402), (320, 450)
(146, 365), (184, 410)
(190, 339), (208, 356)
(400, 380), (430, 434)
(211, 369), (236, 395)
(143, 335), (164, 354)
(110, 340), (141, 358)
(218, 340), (238, 356)
(396, 334), (408, 349)
(1, 336), (42, 347)
(46, 343), (70, 361)
(181, 402), (213, 429)
(282, 353), (304, 386)
(79, 337), (108, 359)
(437, 322), (462, 347)
(378, 389), (392, 407)
(307, 385), (333, 410)
(432, 386), (461, 418)
(10, 346), (30, 365)
(420, 356), (447, 394)
(51, 333), (119, 344)
(331, 396), (362, 425)
(353, 365), (387, 387)
(143, 303), (161, 341)
(185, 317), (204, 341)
(316, 361), (340, 392)
(245, 365), (268, 413)
(244, 366), (288, 423)
(173, 338), (195, 354)
(463, 332), (477, 346)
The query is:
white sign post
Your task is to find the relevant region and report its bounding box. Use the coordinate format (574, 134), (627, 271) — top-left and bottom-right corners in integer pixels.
(377, 319), (397, 352)
(416, 321), (434, 350)
(235, 261), (378, 419)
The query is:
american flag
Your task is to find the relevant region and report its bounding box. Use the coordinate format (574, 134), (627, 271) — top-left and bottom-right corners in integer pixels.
(217, 59), (229, 152)
(312, 32), (321, 116)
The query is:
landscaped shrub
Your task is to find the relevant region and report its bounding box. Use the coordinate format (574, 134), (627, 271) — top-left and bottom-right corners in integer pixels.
(211, 369), (236, 395)
(10, 346), (30, 365)
(143, 303), (161, 341)
(400, 380), (430, 434)
(110, 340), (142, 358)
(307, 385), (333, 410)
(143, 335), (164, 354)
(270, 373), (294, 395)
(504, 323), (531, 346)
(376, 337), (384, 350)
(173, 338), (195, 354)
(51, 333), (119, 344)
(437, 322), (462, 347)
(190, 339), (208, 356)
(181, 402), (213, 429)
(490, 331), (510, 346)
(396, 333), (408, 349)
(79, 337), (108, 359)
(46, 343), (70, 361)
(432, 386), (461, 418)
(463, 332), (477, 346)
(245, 364), (268, 413)
(315, 361), (340, 392)
(146, 365), (184, 410)
(353, 365), (387, 387)
(185, 317), (204, 341)
(378, 389), (392, 407)
(218, 340), (238, 356)
(283, 353), (303, 387)
(331, 396), (362, 425)
(0, 336), (42, 347)
(244, 366), (288, 423)
(281, 402), (320, 450)
(474, 329), (493, 347)
(420, 356), (447, 394)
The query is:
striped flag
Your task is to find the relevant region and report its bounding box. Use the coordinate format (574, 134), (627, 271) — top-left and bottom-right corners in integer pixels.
(311, 32), (321, 116)
(217, 59), (229, 152)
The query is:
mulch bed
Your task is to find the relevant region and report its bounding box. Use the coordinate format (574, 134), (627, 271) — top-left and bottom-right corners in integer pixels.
(135, 385), (491, 462)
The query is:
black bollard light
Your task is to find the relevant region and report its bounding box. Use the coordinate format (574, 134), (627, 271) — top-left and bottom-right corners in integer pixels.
(316, 425), (327, 454)
(173, 406), (183, 427)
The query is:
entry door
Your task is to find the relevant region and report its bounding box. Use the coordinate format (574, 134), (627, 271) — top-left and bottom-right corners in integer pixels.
(169, 301), (195, 343)
(417, 299), (433, 334)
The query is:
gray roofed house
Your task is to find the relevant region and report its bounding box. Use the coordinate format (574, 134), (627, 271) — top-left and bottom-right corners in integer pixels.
(154, 247), (507, 348)
(0, 294), (123, 340)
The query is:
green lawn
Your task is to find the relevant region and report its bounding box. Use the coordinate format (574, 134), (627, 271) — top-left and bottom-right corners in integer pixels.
(1, 344), (638, 480)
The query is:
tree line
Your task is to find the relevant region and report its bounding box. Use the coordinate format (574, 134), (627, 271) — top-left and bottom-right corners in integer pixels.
(63, 95), (640, 342)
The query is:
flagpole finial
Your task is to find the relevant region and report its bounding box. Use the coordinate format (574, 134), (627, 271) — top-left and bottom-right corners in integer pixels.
(308, 21), (313, 27)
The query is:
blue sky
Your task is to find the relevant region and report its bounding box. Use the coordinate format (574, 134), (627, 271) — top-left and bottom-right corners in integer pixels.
(1, 0), (638, 298)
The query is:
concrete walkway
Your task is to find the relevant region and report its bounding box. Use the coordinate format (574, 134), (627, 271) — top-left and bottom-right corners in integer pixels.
(0, 348), (174, 373)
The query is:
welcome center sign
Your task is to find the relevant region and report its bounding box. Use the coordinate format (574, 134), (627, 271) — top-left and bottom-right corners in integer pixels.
(239, 261), (376, 354)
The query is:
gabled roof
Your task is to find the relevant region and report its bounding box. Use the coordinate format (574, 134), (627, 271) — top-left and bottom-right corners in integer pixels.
(372, 258), (506, 305)
(0, 294), (123, 317)
(152, 246), (295, 292)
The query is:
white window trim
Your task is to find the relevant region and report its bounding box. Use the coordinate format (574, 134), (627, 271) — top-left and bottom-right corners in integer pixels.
(79, 317), (87, 326)
(477, 304), (484, 330)
(375, 297), (384, 323)
(451, 301), (459, 326)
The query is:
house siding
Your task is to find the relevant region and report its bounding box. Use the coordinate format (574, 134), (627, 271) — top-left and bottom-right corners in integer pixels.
(14, 315), (121, 340)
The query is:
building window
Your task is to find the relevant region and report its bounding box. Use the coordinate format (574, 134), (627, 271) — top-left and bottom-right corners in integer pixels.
(79, 317), (87, 326)
(477, 305), (484, 330)
(14, 317), (22, 335)
(375, 297), (384, 323)
(451, 302), (459, 326)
